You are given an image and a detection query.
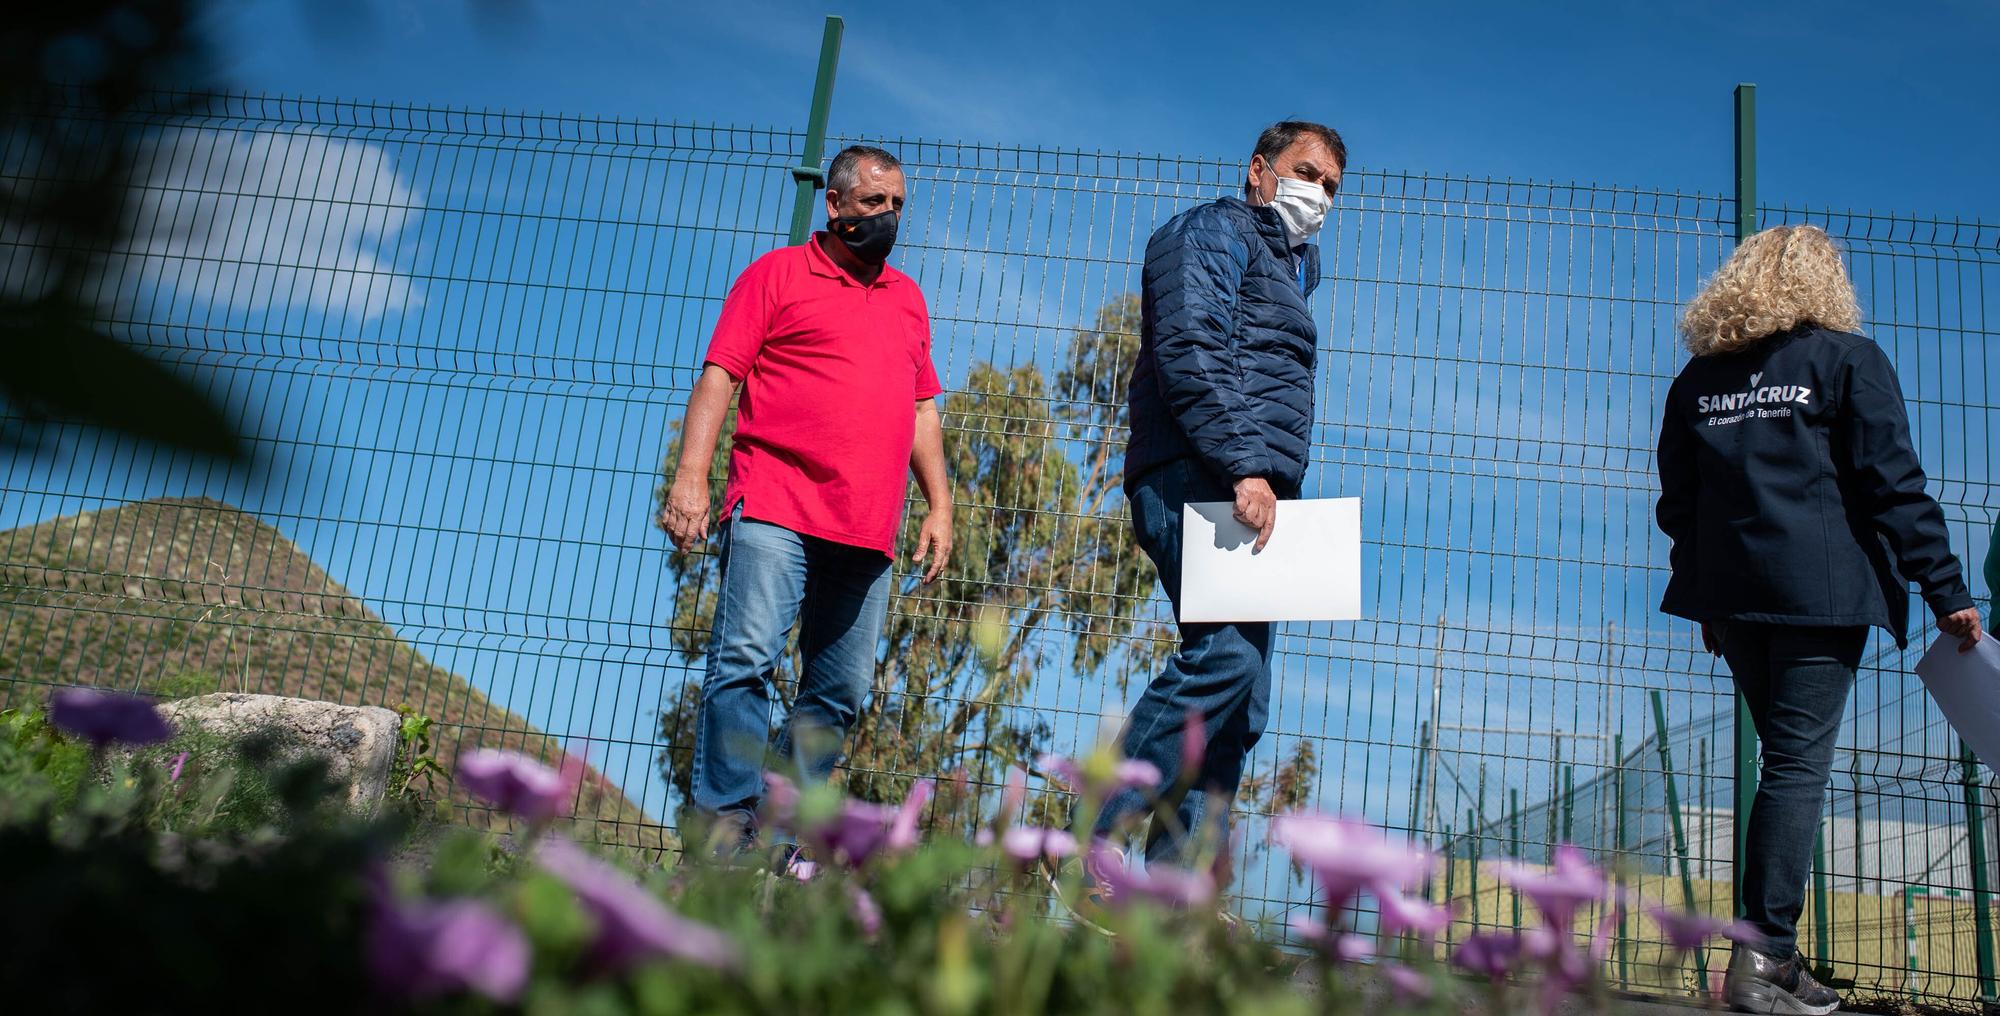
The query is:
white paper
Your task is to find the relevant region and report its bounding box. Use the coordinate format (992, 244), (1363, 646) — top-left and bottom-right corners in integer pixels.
(1179, 497), (1361, 623)
(1915, 632), (2000, 771)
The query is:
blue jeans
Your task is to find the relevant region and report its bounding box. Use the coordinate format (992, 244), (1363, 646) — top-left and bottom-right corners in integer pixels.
(1101, 459), (1274, 864)
(1719, 621), (1867, 957)
(689, 510), (891, 833)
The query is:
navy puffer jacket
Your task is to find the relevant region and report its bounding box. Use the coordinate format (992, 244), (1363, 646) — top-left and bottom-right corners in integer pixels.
(1124, 197), (1320, 496)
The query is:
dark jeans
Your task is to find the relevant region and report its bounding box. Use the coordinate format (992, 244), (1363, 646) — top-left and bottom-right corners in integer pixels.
(1719, 621), (1868, 957)
(689, 510), (891, 834)
(1100, 459), (1274, 864)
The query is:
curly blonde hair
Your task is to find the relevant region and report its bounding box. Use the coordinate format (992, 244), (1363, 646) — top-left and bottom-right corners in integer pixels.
(1679, 224), (1863, 356)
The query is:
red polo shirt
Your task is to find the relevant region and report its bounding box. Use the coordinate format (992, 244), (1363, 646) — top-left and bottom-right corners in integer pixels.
(703, 235), (942, 555)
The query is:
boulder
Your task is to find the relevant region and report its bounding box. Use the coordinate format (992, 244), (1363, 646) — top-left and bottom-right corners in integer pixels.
(160, 693), (401, 811)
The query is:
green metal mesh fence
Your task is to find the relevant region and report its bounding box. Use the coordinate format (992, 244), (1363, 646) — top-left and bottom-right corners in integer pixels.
(0, 90), (1995, 1008)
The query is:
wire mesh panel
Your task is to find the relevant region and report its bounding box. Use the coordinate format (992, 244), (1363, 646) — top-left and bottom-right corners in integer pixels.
(0, 91), (1995, 1008)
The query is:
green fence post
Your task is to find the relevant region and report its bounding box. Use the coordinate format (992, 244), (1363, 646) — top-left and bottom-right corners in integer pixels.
(1961, 741), (2000, 1011)
(1653, 689), (1709, 979)
(1812, 824), (1834, 983)
(1615, 732), (1630, 985)
(1411, 720), (1431, 844)
(1468, 807), (1481, 928)
(1561, 764), (1575, 844)
(1443, 824), (1458, 950)
(786, 16), (845, 246)
(1730, 80), (1759, 924)
(1509, 788), (1522, 929)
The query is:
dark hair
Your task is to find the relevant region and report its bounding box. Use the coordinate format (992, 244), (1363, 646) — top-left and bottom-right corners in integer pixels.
(1245, 120), (1347, 197)
(827, 145), (901, 193)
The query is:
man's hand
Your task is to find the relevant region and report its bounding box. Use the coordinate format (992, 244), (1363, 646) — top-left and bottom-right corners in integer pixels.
(1700, 622), (1721, 657)
(659, 477), (713, 552)
(912, 509), (954, 585)
(1940, 607), (1986, 653)
(1233, 476), (1277, 552)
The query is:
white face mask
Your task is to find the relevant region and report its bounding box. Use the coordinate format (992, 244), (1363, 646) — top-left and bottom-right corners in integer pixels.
(1267, 175), (1331, 245)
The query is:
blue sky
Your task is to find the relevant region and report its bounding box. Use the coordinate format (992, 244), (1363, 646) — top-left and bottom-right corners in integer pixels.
(209, 0), (2000, 221)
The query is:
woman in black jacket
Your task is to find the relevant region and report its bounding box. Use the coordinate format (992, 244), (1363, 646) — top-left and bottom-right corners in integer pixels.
(1656, 224), (1984, 1015)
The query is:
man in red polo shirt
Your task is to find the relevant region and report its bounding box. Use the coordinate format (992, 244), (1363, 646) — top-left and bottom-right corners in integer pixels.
(658, 145), (953, 856)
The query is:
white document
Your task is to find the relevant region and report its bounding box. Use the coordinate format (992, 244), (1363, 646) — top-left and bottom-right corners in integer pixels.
(1915, 632), (2000, 771)
(1179, 497), (1361, 623)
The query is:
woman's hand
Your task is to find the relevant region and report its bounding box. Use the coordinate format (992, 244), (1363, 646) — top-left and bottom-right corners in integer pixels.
(1939, 607), (1985, 654)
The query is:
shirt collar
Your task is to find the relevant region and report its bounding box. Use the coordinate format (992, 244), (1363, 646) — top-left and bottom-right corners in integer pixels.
(805, 232), (899, 287)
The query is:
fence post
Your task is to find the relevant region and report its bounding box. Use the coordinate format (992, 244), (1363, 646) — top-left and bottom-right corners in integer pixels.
(1561, 764), (1575, 843)
(1730, 81), (1759, 925)
(786, 16), (845, 246)
(1961, 741), (2000, 1011)
(1653, 689), (1709, 979)
(1468, 806), (1481, 928)
(1614, 731), (1630, 986)
(1509, 788), (1522, 929)
(1411, 720), (1431, 845)
(1812, 824), (1834, 983)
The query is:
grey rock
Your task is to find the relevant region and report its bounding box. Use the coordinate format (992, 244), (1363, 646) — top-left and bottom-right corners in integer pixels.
(160, 693), (401, 811)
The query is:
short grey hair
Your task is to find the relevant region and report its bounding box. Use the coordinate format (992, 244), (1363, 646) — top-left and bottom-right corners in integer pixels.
(827, 145), (900, 193)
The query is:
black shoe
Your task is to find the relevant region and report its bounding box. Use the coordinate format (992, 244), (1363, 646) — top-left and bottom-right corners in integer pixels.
(1724, 946), (1841, 1015)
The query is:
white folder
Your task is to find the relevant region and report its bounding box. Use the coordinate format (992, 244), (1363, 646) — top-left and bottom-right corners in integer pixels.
(1916, 632), (2000, 771)
(1179, 497), (1362, 623)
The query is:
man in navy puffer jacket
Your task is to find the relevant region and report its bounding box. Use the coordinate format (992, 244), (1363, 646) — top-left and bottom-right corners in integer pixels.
(1102, 121), (1344, 869)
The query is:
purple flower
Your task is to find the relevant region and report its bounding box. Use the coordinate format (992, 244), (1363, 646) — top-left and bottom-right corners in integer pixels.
(1086, 843), (1215, 910)
(814, 800), (897, 865)
(786, 859), (818, 882)
(538, 839), (739, 972)
(1383, 963), (1434, 1002)
(1117, 758), (1163, 790)
(456, 749), (572, 822)
(1037, 752), (1084, 787)
(167, 750), (189, 783)
(1646, 902), (1763, 954)
(1270, 812), (1433, 915)
(1490, 844), (1608, 932)
(1000, 825), (1078, 866)
(1289, 915), (1375, 962)
(762, 772), (800, 827)
(48, 688), (172, 747)
(1038, 752), (1163, 799)
(813, 781), (934, 864)
(996, 765), (1027, 824)
(368, 896), (530, 1003)
(1376, 888), (1453, 940)
(848, 886), (883, 940)
(887, 778), (934, 851)
(1452, 930), (1524, 984)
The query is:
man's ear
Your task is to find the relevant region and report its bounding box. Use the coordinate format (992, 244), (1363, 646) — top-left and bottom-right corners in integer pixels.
(823, 188), (841, 219)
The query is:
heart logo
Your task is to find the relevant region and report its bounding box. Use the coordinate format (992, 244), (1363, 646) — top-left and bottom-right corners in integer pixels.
(1749, 372), (1763, 387)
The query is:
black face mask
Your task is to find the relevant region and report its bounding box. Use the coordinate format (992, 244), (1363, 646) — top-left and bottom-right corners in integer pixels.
(828, 209), (899, 265)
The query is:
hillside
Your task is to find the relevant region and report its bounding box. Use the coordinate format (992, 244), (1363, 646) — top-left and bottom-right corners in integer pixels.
(0, 496), (669, 850)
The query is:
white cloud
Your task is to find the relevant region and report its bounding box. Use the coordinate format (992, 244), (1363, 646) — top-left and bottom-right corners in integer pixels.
(120, 127), (422, 322)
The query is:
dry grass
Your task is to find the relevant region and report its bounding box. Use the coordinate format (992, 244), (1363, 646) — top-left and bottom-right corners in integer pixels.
(1427, 858), (1995, 1011)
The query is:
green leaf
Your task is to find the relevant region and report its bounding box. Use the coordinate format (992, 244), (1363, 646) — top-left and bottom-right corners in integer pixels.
(515, 871), (593, 955)
(0, 301), (242, 459)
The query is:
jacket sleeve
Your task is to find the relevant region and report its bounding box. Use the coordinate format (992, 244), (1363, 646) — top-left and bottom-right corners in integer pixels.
(1143, 218), (1272, 481)
(1655, 375), (1699, 583)
(1837, 342), (1975, 617)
